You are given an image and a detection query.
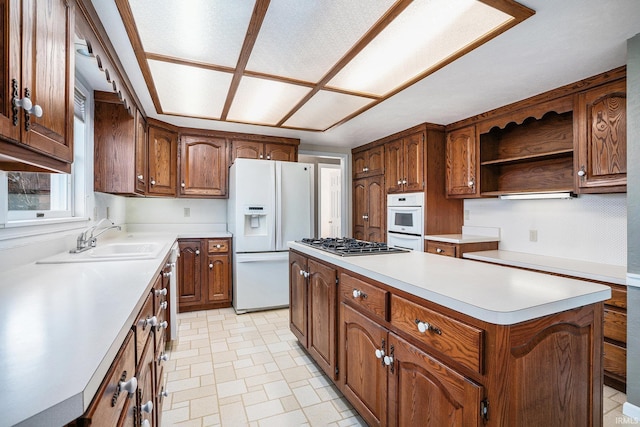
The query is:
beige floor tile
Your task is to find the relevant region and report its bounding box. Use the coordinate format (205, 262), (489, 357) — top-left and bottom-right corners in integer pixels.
(216, 378), (247, 398)
(280, 394), (301, 412)
(162, 406), (190, 425)
(293, 384), (322, 408)
(257, 409), (308, 427)
(244, 371), (286, 388)
(281, 365), (314, 383)
(303, 401), (343, 427)
(264, 379), (293, 399)
(167, 377), (201, 393)
(191, 361), (214, 377)
(190, 395), (220, 419)
(171, 384), (217, 405)
(219, 401), (248, 426)
(245, 399), (285, 422)
(242, 389), (269, 406)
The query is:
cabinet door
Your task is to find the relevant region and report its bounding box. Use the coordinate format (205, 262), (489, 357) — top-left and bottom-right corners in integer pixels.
(352, 178), (367, 240)
(177, 240), (202, 309)
(137, 340), (155, 427)
(205, 253), (230, 303)
(20, 0), (74, 163)
(366, 175), (385, 242)
(289, 251), (308, 346)
(308, 259), (337, 380)
(388, 333), (483, 427)
(353, 145), (384, 179)
(0, 0), (21, 143)
(180, 135), (228, 197)
(575, 79), (626, 192)
(265, 142), (296, 161)
(384, 139), (403, 193)
(446, 126), (478, 197)
(403, 131), (425, 192)
(341, 304), (388, 427)
(135, 110), (147, 194)
(148, 125), (177, 196)
(231, 139), (262, 162)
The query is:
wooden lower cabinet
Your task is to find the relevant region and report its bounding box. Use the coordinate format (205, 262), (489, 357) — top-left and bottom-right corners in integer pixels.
(289, 251), (338, 380)
(178, 238), (232, 312)
(289, 249), (604, 427)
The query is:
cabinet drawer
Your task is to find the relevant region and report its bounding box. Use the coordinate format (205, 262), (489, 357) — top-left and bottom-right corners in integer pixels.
(135, 293), (155, 367)
(390, 295), (483, 373)
(340, 272), (388, 320)
(78, 331), (136, 426)
(426, 241), (457, 257)
(604, 341), (626, 379)
(607, 284), (627, 309)
(208, 239), (229, 253)
(604, 307), (627, 343)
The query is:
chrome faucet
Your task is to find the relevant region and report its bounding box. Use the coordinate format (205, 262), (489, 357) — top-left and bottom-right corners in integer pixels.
(70, 218), (122, 253)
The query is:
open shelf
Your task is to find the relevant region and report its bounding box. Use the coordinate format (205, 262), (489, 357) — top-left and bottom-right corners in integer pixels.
(480, 148), (573, 166)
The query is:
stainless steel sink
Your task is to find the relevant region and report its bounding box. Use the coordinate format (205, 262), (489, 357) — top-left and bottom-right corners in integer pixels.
(37, 242), (165, 264)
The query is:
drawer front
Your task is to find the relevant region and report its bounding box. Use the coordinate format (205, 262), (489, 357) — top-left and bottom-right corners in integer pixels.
(426, 241), (457, 257)
(607, 284), (627, 309)
(135, 293), (155, 367)
(390, 295), (483, 373)
(604, 341), (627, 379)
(208, 239), (229, 253)
(81, 331), (136, 426)
(604, 307), (627, 343)
(340, 272), (388, 320)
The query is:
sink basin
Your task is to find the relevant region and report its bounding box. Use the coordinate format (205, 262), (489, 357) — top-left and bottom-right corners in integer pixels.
(88, 242), (163, 258)
(37, 241), (165, 264)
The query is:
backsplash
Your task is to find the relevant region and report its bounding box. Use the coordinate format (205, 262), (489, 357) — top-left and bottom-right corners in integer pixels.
(125, 197), (227, 230)
(464, 193), (626, 266)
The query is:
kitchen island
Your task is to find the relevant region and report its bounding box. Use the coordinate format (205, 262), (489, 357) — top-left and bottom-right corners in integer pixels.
(288, 241), (611, 427)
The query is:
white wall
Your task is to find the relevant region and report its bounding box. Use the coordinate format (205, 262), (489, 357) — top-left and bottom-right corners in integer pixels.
(464, 193), (626, 266)
(125, 197), (227, 233)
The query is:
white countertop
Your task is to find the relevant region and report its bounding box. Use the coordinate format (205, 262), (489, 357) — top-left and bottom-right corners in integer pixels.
(463, 250), (626, 285)
(0, 232), (178, 427)
(289, 242), (610, 326)
(424, 234), (500, 244)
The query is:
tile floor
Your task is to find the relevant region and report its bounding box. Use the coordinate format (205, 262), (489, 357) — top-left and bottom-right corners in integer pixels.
(162, 307), (635, 426)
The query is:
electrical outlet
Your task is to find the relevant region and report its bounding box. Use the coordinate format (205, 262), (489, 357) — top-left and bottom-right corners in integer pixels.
(464, 210), (470, 220)
(184, 207), (190, 218)
(529, 229), (538, 242)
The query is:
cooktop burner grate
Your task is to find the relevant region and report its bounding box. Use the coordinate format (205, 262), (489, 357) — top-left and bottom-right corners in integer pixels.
(298, 237), (409, 256)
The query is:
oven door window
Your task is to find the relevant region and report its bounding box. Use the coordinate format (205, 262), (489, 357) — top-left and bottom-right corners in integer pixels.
(394, 212), (414, 227)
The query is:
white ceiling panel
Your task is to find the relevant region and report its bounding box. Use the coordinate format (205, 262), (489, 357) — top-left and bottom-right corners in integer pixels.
(227, 77), (312, 125)
(149, 60), (233, 119)
(128, 0), (254, 67)
(284, 91), (374, 130)
(328, 0), (513, 96)
(246, 0), (395, 82)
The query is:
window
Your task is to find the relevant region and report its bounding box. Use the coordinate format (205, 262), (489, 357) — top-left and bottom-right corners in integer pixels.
(1, 86), (88, 225)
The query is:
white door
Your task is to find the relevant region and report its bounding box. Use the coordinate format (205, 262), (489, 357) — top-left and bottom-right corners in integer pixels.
(320, 165), (342, 238)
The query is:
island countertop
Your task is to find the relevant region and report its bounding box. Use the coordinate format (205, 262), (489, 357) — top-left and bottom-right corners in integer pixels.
(288, 242), (611, 325)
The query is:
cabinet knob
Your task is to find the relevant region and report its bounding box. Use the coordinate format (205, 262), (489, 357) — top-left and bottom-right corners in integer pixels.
(150, 179), (156, 186)
(181, 182), (186, 187)
(158, 352), (169, 363)
(159, 389), (169, 398)
(137, 174), (144, 180)
(363, 167), (369, 172)
(156, 320), (168, 331)
(160, 301), (168, 310)
(209, 263), (213, 269)
(195, 249), (200, 255)
(143, 316), (158, 329)
(140, 400), (153, 414)
(141, 420), (150, 427)
(13, 96), (33, 111)
(216, 244), (221, 249)
(415, 319), (441, 335)
(267, 155), (271, 160)
(375, 348), (385, 359)
(577, 166), (586, 177)
(352, 289), (367, 299)
(362, 214), (369, 220)
(163, 271), (172, 278)
(468, 179), (475, 188)
(259, 154), (264, 159)
(155, 288), (168, 296)
(118, 376), (138, 395)
(402, 179), (407, 185)
(383, 355), (394, 366)
(29, 103), (43, 118)
(397, 180), (402, 185)
(436, 248), (444, 254)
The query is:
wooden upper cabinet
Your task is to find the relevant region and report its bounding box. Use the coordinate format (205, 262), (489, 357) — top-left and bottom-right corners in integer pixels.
(575, 79), (627, 193)
(385, 131), (424, 194)
(179, 134), (228, 198)
(94, 94), (147, 195)
(230, 138), (297, 163)
(148, 124), (178, 196)
(353, 145), (384, 179)
(0, 0), (73, 173)
(353, 175), (385, 242)
(446, 125), (479, 198)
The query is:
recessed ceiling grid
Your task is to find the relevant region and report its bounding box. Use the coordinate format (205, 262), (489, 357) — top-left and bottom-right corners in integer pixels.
(114, 0), (534, 132)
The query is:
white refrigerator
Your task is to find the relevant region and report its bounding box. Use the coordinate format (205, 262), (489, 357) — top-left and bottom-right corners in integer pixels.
(228, 158), (314, 313)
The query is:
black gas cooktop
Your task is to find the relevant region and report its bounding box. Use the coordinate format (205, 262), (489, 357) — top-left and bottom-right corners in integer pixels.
(298, 237), (409, 256)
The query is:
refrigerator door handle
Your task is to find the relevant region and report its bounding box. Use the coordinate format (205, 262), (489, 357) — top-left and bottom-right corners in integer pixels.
(275, 162), (283, 250)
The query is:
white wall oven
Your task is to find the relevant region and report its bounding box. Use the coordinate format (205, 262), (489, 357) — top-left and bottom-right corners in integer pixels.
(387, 192), (424, 251)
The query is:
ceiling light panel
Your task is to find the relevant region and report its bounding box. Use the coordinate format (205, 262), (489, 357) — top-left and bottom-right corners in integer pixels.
(128, 0), (254, 67)
(227, 77), (312, 126)
(148, 60), (233, 119)
(328, 0), (514, 96)
(283, 90), (374, 131)
(246, 0), (395, 82)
